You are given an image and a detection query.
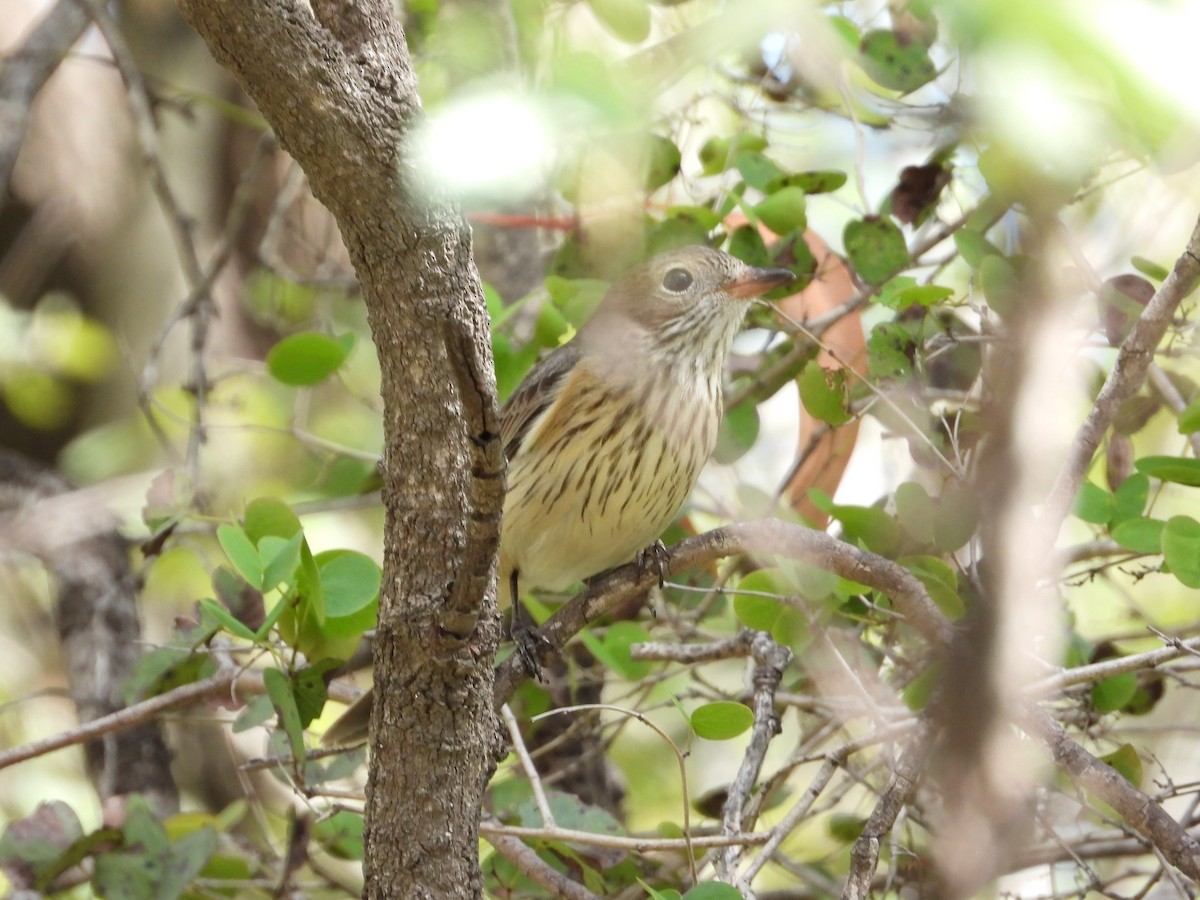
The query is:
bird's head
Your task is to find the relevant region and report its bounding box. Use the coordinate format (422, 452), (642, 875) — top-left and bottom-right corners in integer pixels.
(582, 245), (795, 364)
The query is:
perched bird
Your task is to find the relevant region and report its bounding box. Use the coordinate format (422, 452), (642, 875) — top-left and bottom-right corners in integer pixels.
(323, 245), (794, 746)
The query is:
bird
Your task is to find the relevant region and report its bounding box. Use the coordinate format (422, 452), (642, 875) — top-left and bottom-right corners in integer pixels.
(322, 245), (794, 746)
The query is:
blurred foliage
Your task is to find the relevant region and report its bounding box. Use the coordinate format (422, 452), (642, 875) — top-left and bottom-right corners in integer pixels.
(4, 0), (1200, 897)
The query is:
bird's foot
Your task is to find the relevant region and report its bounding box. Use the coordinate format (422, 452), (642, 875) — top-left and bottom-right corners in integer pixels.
(636, 540), (669, 588)
(511, 604), (553, 682)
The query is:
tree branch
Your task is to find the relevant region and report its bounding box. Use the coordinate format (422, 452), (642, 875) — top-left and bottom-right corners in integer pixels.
(1044, 212), (1200, 531)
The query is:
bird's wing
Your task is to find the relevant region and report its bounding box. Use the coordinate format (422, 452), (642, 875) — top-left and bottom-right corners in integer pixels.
(501, 341), (582, 461)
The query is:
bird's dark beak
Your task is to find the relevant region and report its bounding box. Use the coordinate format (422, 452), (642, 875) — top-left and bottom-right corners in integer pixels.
(724, 265), (796, 299)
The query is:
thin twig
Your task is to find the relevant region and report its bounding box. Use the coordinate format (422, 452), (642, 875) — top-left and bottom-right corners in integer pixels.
(500, 704), (555, 830)
(719, 632), (793, 887)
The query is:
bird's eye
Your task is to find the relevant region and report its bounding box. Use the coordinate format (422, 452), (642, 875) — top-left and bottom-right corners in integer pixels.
(662, 268), (694, 293)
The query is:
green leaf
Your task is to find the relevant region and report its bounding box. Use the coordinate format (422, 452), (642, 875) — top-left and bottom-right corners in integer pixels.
(691, 701), (754, 740)
(197, 598), (257, 642)
(1099, 743), (1143, 787)
(263, 667), (305, 762)
(903, 662), (941, 711)
(217, 524), (263, 589)
(953, 229), (1004, 269)
(830, 504), (903, 556)
(753, 187), (807, 235)
(644, 134), (682, 191)
(713, 400), (760, 464)
(1131, 256), (1169, 281)
(1092, 671), (1138, 713)
(827, 813), (867, 843)
(493, 333), (540, 404)
(292, 659), (340, 727)
(732, 569), (788, 631)
(683, 883), (744, 900)
(734, 151), (786, 191)
(888, 283), (954, 309)
(770, 169), (847, 194)
(318, 550), (382, 618)
(579, 620), (652, 680)
(244, 496), (303, 541)
(797, 361), (853, 426)
(859, 29), (937, 93)
(894, 482), (935, 544)
(902, 556), (965, 621)
(933, 482), (979, 552)
(313, 811), (364, 861)
(1178, 397), (1200, 434)
(1161, 515), (1200, 587)
(979, 254), (1021, 318)
(727, 224), (770, 268)
(844, 217), (908, 285)
(867, 321), (915, 380)
(266, 332), (353, 386)
(1072, 481), (1114, 525)
(1135, 455), (1200, 486)
(586, 0), (650, 43)
(259, 533), (303, 593)
(647, 215), (711, 257)
(698, 133), (767, 175)
(1111, 473), (1149, 524)
(1111, 516), (1165, 554)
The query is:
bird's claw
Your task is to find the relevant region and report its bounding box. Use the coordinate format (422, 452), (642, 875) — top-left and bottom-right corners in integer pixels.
(636, 540), (669, 588)
(511, 608), (553, 682)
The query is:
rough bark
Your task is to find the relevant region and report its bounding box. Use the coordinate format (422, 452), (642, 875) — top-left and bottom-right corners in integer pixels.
(172, 1), (503, 896)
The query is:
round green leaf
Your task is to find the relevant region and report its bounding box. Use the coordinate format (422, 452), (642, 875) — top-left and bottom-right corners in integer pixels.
(894, 482), (935, 543)
(844, 217), (908, 285)
(318, 550), (382, 618)
(1111, 516), (1165, 554)
(753, 187), (808, 235)
(734, 151), (786, 191)
(1092, 672), (1138, 713)
(713, 401), (760, 464)
(217, 524), (263, 589)
(859, 29), (937, 93)
(1161, 515), (1200, 587)
(267, 332), (354, 386)
(1072, 481), (1114, 525)
(644, 134), (682, 191)
(244, 496), (303, 541)
(690, 701), (753, 740)
(1111, 473), (1149, 524)
(732, 569), (788, 631)
(798, 361), (853, 426)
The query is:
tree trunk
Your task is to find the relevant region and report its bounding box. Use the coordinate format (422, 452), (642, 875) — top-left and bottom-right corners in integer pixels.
(174, 1), (503, 895)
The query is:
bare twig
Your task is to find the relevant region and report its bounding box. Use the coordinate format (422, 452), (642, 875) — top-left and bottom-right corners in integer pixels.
(1031, 709), (1200, 884)
(0, 0), (91, 199)
(485, 832), (601, 900)
(500, 704), (555, 830)
(494, 518), (952, 705)
(842, 725), (933, 900)
(719, 632), (793, 887)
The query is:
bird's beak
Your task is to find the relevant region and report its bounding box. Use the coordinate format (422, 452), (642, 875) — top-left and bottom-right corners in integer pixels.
(724, 265), (796, 299)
